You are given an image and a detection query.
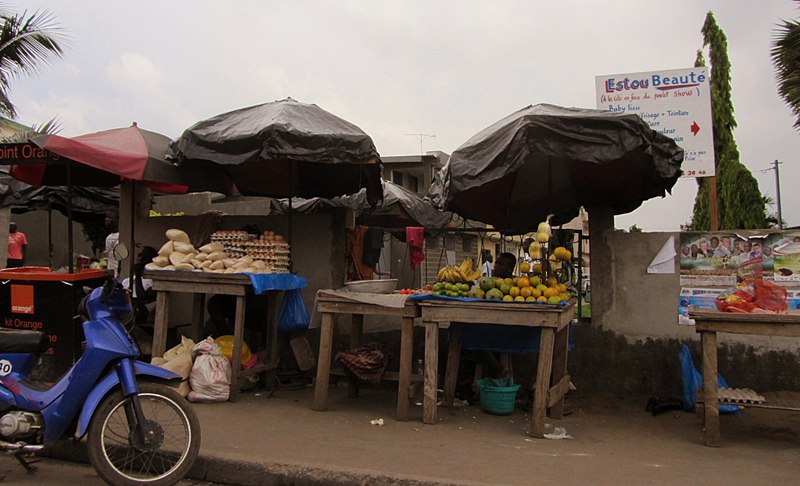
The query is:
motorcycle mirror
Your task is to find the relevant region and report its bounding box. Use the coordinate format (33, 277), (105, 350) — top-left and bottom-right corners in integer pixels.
(112, 243), (130, 262)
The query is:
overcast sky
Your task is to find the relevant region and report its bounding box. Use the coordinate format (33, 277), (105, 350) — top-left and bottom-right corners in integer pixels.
(11, 1), (800, 231)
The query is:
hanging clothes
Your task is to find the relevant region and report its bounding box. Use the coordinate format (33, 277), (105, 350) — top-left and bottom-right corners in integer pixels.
(362, 227), (384, 269)
(346, 226), (373, 280)
(406, 226), (425, 271)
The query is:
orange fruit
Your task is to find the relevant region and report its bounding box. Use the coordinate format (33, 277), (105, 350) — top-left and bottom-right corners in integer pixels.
(520, 286), (533, 298)
(517, 276), (530, 288)
(509, 286), (520, 297)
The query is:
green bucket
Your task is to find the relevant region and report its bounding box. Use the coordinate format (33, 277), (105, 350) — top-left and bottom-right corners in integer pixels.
(475, 377), (521, 415)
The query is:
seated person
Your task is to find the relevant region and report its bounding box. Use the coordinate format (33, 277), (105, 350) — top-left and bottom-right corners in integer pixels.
(121, 246), (158, 324)
(457, 252), (521, 400)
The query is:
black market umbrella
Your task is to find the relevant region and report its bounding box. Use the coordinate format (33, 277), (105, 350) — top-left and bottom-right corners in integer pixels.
(167, 98), (383, 204)
(270, 180), (453, 230)
(427, 103), (684, 232)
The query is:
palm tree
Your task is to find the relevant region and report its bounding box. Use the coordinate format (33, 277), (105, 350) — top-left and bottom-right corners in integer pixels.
(772, 2), (800, 129)
(0, 5), (66, 118)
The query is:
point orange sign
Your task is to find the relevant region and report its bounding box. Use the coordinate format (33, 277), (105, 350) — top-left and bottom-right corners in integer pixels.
(10, 285), (34, 314)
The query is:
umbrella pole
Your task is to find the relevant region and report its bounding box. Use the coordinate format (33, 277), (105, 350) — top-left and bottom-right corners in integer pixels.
(288, 159), (293, 274)
(48, 205), (53, 269)
(129, 182), (136, 283)
(67, 160), (74, 273)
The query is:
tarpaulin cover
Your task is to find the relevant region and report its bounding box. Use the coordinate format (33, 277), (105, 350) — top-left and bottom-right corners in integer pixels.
(0, 171), (118, 223)
(427, 103), (684, 231)
(168, 98), (383, 204)
(269, 179), (452, 229)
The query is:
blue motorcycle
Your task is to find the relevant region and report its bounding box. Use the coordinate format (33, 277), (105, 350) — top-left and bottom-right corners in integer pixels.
(0, 274), (200, 485)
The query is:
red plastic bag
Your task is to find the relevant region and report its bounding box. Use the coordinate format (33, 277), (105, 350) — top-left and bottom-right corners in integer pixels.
(749, 279), (788, 313)
(716, 279), (787, 313)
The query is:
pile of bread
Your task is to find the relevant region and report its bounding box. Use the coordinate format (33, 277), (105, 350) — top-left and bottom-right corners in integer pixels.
(144, 229), (289, 274)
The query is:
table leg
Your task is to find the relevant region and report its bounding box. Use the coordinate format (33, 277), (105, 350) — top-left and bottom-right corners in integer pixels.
(701, 330), (720, 447)
(229, 295), (245, 402)
(530, 327), (555, 438)
(263, 292), (279, 390)
(313, 312), (335, 411)
(443, 323), (462, 408)
(152, 291), (169, 358)
(397, 316), (413, 421)
(191, 293), (205, 343)
(348, 314), (364, 398)
(423, 321), (439, 425)
(549, 323), (570, 419)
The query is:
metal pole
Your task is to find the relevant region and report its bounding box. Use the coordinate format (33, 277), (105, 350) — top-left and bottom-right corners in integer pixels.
(773, 159), (783, 230)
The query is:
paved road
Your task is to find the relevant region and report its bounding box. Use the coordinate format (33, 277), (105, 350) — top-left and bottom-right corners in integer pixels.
(0, 456), (220, 485)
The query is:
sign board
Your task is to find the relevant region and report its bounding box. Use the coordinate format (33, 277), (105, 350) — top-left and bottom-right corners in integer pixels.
(595, 67), (714, 178)
(0, 142), (62, 164)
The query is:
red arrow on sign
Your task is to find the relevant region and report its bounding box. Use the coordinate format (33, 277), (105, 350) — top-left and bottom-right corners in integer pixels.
(690, 121), (700, 136)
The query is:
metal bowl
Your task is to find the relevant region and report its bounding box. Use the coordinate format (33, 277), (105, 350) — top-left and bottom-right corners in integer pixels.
(344, 279), (398, 294)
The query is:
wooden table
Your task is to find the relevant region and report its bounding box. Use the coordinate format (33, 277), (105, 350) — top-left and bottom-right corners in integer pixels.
(144, 270), (290, 401)
(418, 299), (574, 437)
(312, 290), (421, 421)
(690, 310), (800, 446)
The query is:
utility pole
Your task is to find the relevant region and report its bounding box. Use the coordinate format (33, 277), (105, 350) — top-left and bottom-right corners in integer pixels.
(761, 160), (784, 229)
(772, 159), (783, 230)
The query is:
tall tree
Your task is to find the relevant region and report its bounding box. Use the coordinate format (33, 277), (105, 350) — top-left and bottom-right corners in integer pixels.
(689, 12), (768, 230)
(771, 1), (800, 129)
(0, 5), (66, 118)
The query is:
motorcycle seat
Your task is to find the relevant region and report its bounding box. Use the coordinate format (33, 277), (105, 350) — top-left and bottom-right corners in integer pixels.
(0, 329), (48, 354)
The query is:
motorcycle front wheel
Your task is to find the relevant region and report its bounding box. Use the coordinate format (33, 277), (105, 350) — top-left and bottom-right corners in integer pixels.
(87, 382), (201, 486)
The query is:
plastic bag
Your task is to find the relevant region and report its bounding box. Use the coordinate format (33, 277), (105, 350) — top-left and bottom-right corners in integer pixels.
(716, 279), (787, 313)
(278, 289), (310, 335)
(679, 345), (739, 413)
(188, 337), (231, 403)
(151, 336), (195, 397)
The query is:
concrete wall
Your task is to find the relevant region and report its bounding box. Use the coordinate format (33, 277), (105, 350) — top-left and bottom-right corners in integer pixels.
(578, 220), (800, 396)
(1, 206), (96, 269)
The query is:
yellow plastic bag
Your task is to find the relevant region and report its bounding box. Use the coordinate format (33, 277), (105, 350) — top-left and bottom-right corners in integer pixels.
(214, 335), (252, 364)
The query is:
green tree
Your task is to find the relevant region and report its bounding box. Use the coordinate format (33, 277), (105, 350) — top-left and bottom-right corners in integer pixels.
(772, 1), (800, 129)
(689, 12), (768, 230)
(0, 5), (66, 118)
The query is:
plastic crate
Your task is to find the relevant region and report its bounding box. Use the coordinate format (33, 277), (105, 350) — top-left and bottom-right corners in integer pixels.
(475, 377), (521, 415)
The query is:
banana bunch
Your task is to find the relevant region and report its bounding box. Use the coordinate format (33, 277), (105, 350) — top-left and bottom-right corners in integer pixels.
(436, 257), (481, 283)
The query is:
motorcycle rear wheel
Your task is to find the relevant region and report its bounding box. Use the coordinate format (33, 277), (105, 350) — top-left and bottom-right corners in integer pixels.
(87, 382), (201, 486)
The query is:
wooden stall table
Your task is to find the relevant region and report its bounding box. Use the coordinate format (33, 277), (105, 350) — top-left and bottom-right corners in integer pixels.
(312, 289), (420, 421)
(690, 309), (800, 447)
(416, 298), (573, 437)
(144, 270), (307, 401)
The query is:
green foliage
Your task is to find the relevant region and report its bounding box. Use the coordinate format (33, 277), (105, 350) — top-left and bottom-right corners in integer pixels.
(80, 214), (108, 256)
(689, 12), (768, 231)
(771, 2), (800, 129)
(0, 6), (67, 118)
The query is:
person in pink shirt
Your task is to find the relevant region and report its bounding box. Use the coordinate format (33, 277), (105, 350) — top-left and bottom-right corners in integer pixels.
(6, 222), (27, 268)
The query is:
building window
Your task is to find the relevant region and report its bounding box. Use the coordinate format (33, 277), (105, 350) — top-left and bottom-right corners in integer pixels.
(408, 174), (419, 193)
(462, 237), (472, 253)
(392, 171), (403, 186)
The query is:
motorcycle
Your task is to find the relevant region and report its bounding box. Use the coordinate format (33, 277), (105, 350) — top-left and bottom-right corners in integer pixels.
(0, 262), (201, 485)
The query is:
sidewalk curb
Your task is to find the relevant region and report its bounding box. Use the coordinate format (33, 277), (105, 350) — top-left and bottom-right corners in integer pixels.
(42, 441), (456, 486)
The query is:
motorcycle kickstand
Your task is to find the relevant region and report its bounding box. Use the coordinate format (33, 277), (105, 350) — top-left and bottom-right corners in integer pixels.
(14, 453), (40, 472)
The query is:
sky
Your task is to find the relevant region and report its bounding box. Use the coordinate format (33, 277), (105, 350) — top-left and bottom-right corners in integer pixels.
(10, 1), (800, 231)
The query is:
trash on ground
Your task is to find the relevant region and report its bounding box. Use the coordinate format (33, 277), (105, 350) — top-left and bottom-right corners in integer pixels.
(543, 426), (572, 440)
(370, 418), (384, 426)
